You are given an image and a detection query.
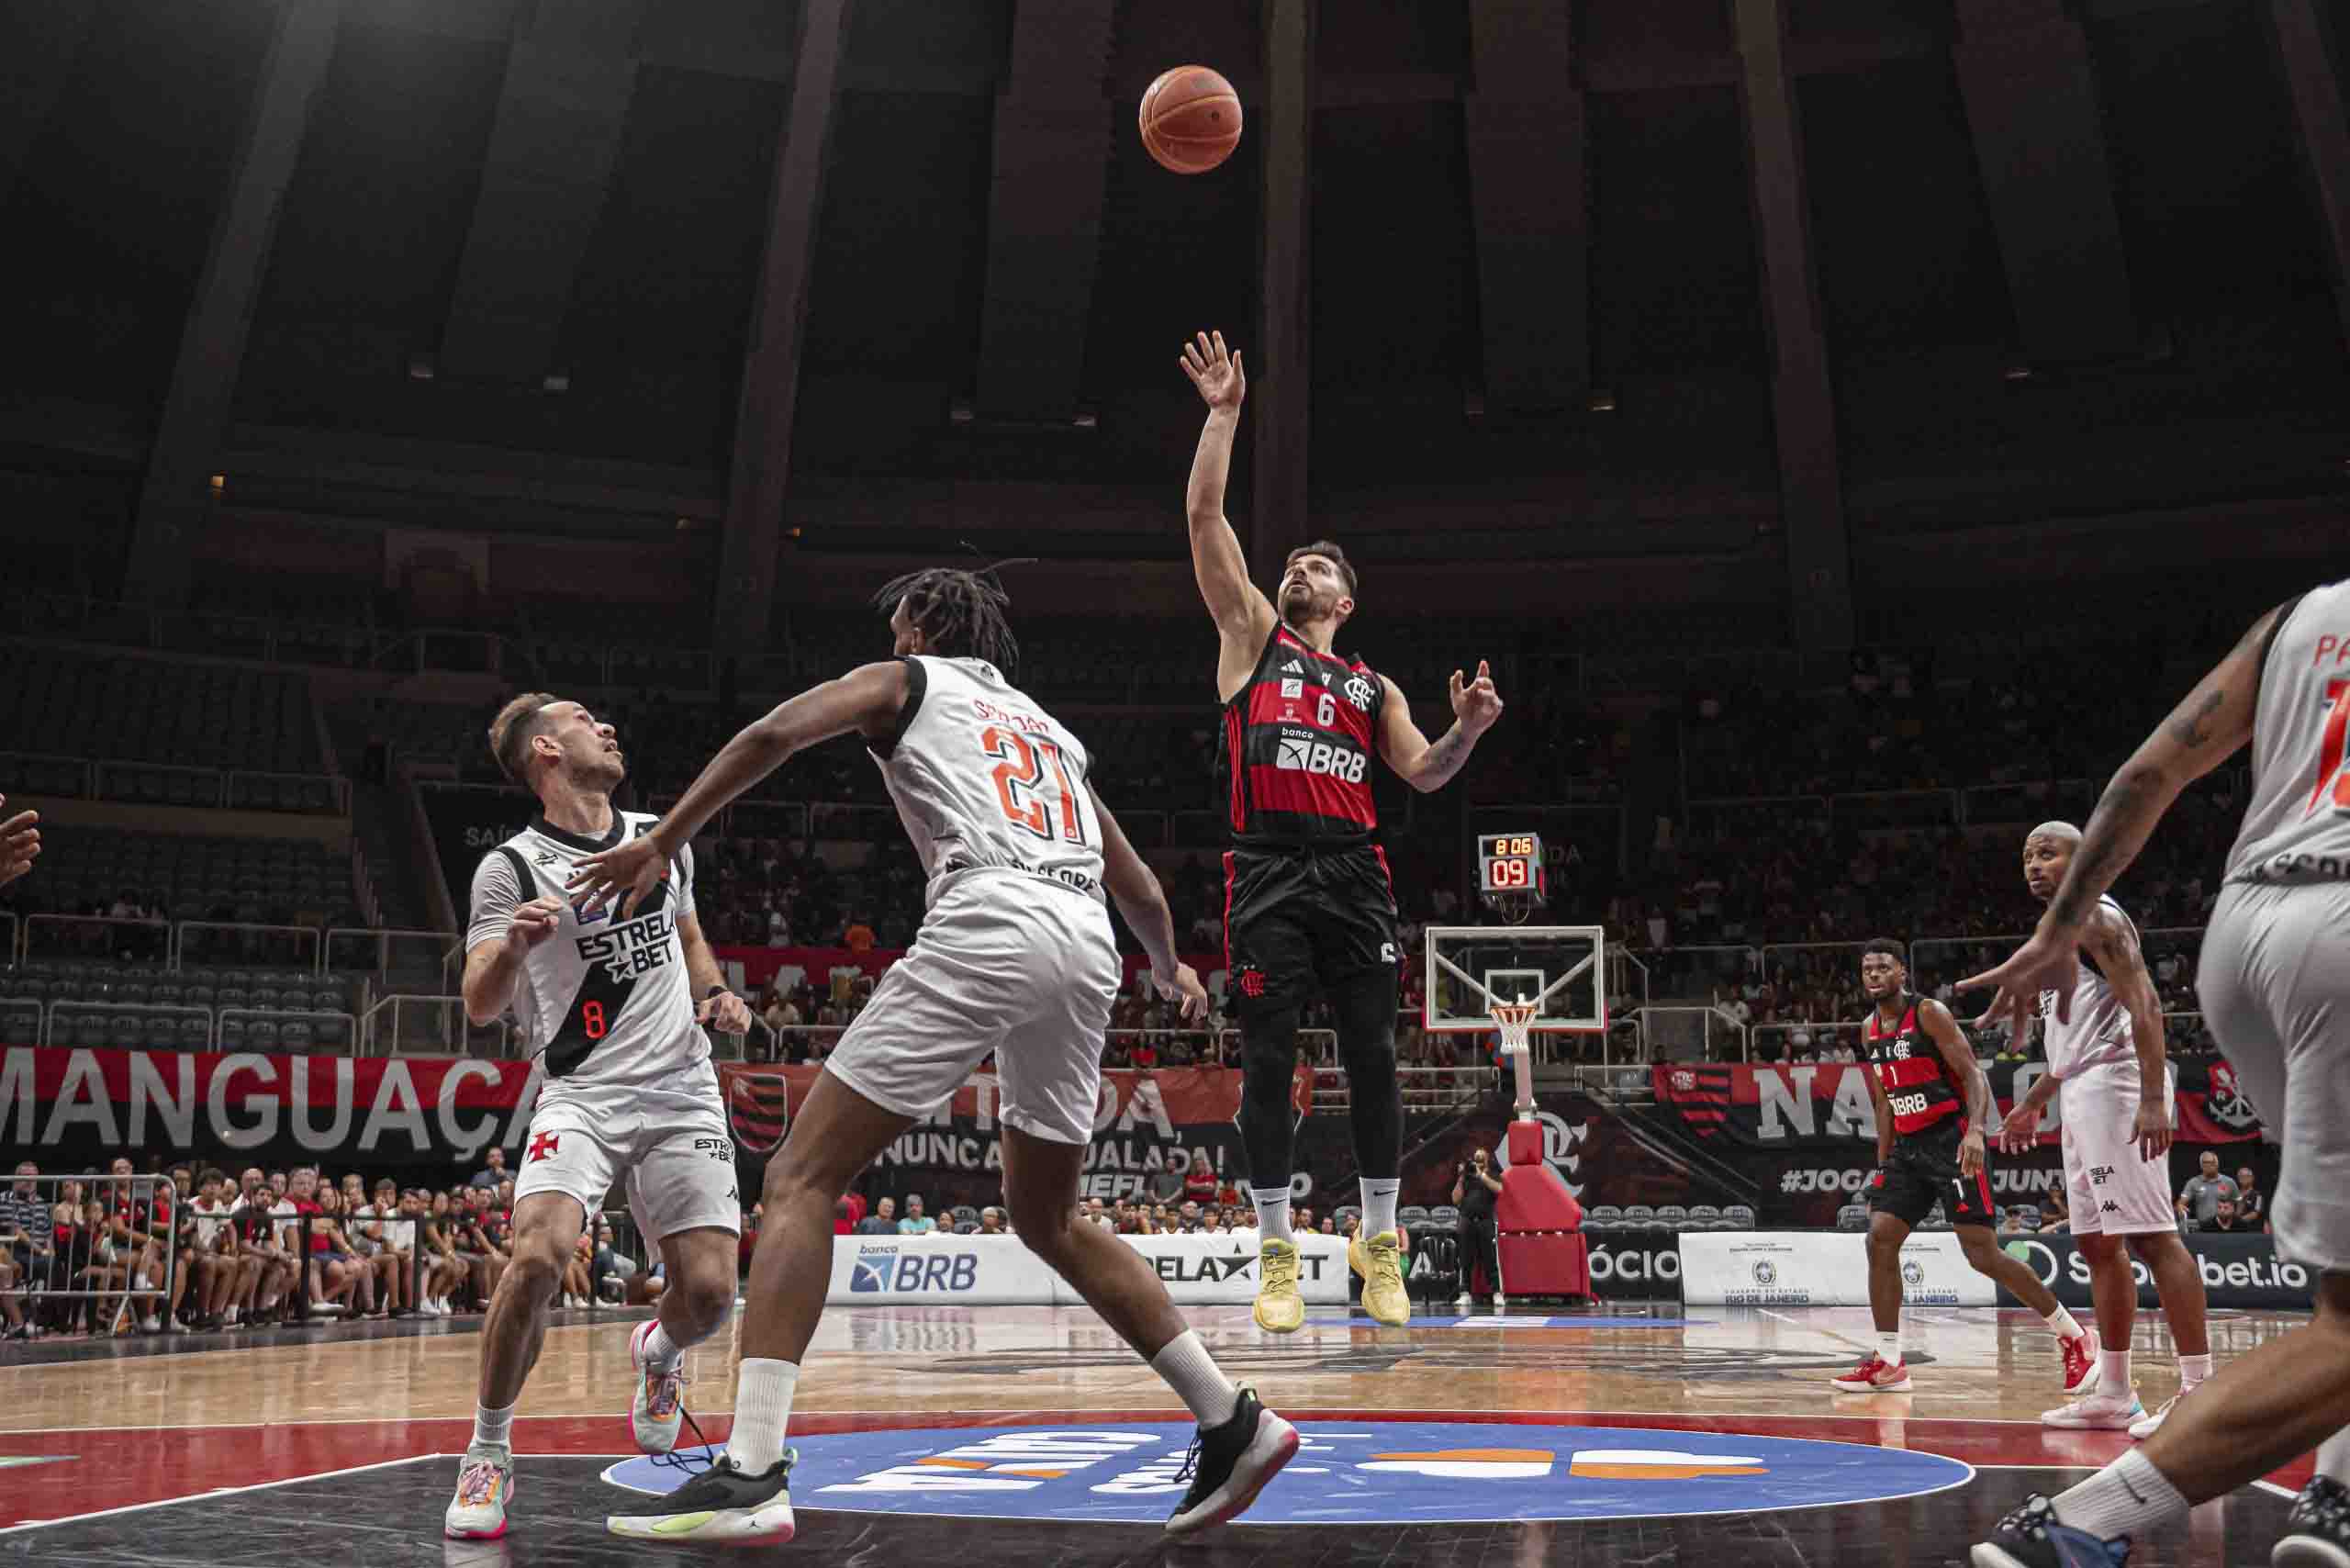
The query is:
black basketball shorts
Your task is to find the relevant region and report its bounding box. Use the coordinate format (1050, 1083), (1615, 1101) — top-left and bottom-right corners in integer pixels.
(1223, 843), (1402, 1016)
(1867, 1117), (1997, 1229)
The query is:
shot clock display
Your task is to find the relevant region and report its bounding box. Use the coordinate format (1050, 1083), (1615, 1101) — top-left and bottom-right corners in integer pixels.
(1478, 832), (1545, 899)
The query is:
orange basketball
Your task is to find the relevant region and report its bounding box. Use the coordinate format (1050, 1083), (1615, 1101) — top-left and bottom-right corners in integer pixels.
(1139, 64), (1242, 175)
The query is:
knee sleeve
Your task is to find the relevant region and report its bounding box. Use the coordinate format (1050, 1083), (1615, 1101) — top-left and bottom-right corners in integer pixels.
(1332, 969), (1402, 1177)
(1235, 1005), (1303, 1190)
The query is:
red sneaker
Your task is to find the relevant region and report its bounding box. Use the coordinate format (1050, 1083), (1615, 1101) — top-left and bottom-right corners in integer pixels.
(2060, 1330), (2098, 1396)
(1829, 1353), (1912, 1393)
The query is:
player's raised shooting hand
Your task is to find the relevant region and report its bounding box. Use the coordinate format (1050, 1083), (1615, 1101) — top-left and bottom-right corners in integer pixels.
(1154, 963), (1209, 1023)
(1450, 660), (1503, 735)
(1960, 924), (2078, 1042)
(566, 834), (669, 921)
(0, 796), (39, 889)
(2132, 1096), (2174, 1163)
(1180, 330), (1245, 413)
(505, 895), (566, 952)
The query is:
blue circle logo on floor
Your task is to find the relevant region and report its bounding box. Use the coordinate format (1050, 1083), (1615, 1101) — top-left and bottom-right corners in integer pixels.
(604, 1421), (1971, 1525)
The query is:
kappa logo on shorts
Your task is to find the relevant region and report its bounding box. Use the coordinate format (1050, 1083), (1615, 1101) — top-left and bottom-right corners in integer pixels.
(528, 1132), (561, 1163)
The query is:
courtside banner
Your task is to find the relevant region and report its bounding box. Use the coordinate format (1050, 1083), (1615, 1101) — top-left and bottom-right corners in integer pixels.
(1678, 1231), (1994, 1307)
(1582, 1227), (1683, 1301)
(1993, 1231), (2314, 1312)
(821, 1232), (1349, 1307)
(1652, 1059), (2266, 1149)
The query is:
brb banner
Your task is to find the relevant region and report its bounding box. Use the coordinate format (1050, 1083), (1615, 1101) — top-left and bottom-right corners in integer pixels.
(1653, 1058), (2267, 1148)
(1677, 1231), (1995, 1308)
(822, 1231), (1350, 1307)
(1993, 1231), (2314, 1312)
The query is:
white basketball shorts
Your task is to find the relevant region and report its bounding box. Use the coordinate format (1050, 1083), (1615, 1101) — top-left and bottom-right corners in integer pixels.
(2199, 880), (2350, 1272)
(824, 868), (1121, 1146)
(512, 1062), (742, 1244)
(2058, 1058), (2178, 1237)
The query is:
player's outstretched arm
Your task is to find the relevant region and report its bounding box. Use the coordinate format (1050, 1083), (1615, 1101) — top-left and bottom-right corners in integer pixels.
(1178, 330), (1276, 696)
(1962, 601), (2286, 1036)
(570, 661), (910, 917)
(1088, 783), (1206, 1021)
(1919, 999), (1994, 1176)
(2078, 905), (2174, 1161)
(461, 853), (564, 1025)
(1376, 664), (1504, 793)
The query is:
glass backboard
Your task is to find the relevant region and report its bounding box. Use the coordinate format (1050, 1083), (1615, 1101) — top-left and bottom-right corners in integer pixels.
(1423, 924), (1606, 1034)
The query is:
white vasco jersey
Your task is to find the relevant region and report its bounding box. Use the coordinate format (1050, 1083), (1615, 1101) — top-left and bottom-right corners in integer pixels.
(2225, 576), (2350, 886)
(467, 811), (714, 1096)
(872, 655), (1109, 909)
(2039, 894), (2138, 1078)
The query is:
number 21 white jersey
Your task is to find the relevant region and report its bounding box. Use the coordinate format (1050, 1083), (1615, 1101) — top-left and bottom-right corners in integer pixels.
(873, 656), (1107, 907)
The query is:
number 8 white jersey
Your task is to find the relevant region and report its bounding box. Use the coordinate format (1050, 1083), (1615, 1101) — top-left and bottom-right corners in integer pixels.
(874, 656), (1107, 907)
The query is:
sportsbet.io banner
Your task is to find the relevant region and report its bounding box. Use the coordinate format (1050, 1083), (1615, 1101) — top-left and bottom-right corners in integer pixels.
(1652, 1058), (2267, 1150)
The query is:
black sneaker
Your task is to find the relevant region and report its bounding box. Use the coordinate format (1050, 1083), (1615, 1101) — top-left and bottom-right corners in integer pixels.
(605, 1450), (796, 1544)
(1972, 1494), (2133, 1568)
(1165, 1387), (1299, 1537)
(2276, 1475), (2350, 1568)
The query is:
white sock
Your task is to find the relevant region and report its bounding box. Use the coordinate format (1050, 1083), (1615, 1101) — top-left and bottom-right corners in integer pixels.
(1876, 1330), (1903, 1363)
(2178, 1352), (2213, 1389)
(2316, 1428), (2350, 1487)
(725, 1357), (799, 1474)
(1251, 1188), (1294, 1246)
(643, 1319), (685, 1374)
(2098, 1349), (2132, 1398)
(2053, 1448), (2189, 1540)
(472, 1402), (514, 1452)
(2042, 1304), (2085, 1341)
(1151, 1329), (1241, 1426)
(1360, 1179), (1400, 1241)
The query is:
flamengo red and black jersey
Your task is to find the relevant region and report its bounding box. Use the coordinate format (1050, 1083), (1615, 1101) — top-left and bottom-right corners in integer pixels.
(1217, 624), (1385, 846)
(1863, 997), (1965, 1137)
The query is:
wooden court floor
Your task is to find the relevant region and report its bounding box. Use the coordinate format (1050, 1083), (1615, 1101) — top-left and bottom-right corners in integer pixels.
(0, 1302), (2318, 1565)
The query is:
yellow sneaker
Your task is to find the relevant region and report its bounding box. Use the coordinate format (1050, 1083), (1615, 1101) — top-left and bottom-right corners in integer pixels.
(1355, 1231), (1410, 1327)
(1252, 1238), (1304, 1333)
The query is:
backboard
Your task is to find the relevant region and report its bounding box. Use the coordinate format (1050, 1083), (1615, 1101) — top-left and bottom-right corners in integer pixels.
(1423, 924), (1606, 1035)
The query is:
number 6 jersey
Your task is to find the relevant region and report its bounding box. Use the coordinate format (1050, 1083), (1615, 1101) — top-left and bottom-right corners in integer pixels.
(873, 655), (1108, 908)
(467, 812), (713, 1092)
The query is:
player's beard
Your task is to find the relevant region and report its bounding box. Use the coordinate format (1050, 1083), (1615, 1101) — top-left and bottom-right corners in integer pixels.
(1282, 580), (1337, 625)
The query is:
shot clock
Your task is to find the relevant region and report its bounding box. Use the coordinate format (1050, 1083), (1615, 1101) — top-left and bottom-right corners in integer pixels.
(1477, 831), (1547, 915)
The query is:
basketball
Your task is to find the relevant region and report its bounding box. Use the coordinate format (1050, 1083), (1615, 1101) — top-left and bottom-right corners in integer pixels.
(1139, 64), (1241, 174)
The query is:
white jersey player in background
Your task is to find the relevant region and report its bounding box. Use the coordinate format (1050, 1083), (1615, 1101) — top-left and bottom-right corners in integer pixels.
(1967, 576), (2350, 1568)
(571, 566), (1297, 1545)
(1997, 824), (2215, 1436)
(443, 694), (754, 1541)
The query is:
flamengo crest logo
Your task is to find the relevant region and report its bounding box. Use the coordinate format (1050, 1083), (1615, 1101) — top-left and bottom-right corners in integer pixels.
(2204, 1060), (2261, 1132)
(1344, 674), (1375, 711)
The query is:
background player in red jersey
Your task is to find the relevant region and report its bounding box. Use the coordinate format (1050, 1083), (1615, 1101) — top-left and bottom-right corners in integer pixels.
(1180, 330), (1502, 1330)
(1833, 938), (2093, 1394)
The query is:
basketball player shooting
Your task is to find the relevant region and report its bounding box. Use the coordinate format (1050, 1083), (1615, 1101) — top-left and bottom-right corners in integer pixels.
(1832, 939), (2093, 1396)
(1180, 330), (1503, 1332)
(1964, 579), (2350, 1568)
(1996, 823), (2214, 1439)
(568, 567), (1298, 1544)
(0, 795), (37, 888)
(443, 698), (751, 1542)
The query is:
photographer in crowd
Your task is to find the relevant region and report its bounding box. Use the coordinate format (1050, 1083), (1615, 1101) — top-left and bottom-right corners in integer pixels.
(1452, 1146), (1504, 1309)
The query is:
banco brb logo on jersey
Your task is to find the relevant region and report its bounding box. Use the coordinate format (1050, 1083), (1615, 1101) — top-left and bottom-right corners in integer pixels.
(603, 1421), (1974, 1525)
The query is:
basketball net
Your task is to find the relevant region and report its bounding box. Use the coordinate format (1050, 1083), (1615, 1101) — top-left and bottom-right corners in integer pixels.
(1492, 998), (1540, 1120)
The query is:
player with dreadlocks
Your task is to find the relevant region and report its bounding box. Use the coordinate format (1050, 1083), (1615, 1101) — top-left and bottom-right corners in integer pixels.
(571, 565), (1299, 1543)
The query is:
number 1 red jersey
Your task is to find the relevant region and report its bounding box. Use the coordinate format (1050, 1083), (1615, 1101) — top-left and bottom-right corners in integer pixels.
(1217, 625), (1386, 846)
(1863, 997), (1965, 1137)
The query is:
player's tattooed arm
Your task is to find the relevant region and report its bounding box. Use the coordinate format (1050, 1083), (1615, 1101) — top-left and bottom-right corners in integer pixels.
(2079, 905), (2175, 1160)
(1378, 666), (1502, 792)
(1089, 784), (1207, 1020)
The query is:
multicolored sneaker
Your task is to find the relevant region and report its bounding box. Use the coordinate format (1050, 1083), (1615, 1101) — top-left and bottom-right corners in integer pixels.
(1165, 1388), (1298, 1537)
(2062, 1330), (2098, 1396)
(606, 1450), (797, 1544)
(2274, 1474), (2350, 1568)
(629, 1318), (685, 1453)
(2127, 1387), (2188, 1442)
(1972, 1493), (2133, 1568)
(442, 1442), (514, 1540)
(1829, 1353), (1912, 1393)
(2042, 1391), (2146, 1430)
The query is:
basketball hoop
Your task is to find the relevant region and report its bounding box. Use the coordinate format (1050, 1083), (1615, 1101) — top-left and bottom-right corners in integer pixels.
(1491, 998), (1540, 1121)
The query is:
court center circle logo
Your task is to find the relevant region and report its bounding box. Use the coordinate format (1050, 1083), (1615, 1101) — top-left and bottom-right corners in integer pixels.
(603, 1421), (1973, 1526)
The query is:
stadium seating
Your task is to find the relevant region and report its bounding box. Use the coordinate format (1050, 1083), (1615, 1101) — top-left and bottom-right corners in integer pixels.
(1583, 1205), (1623, 1230)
